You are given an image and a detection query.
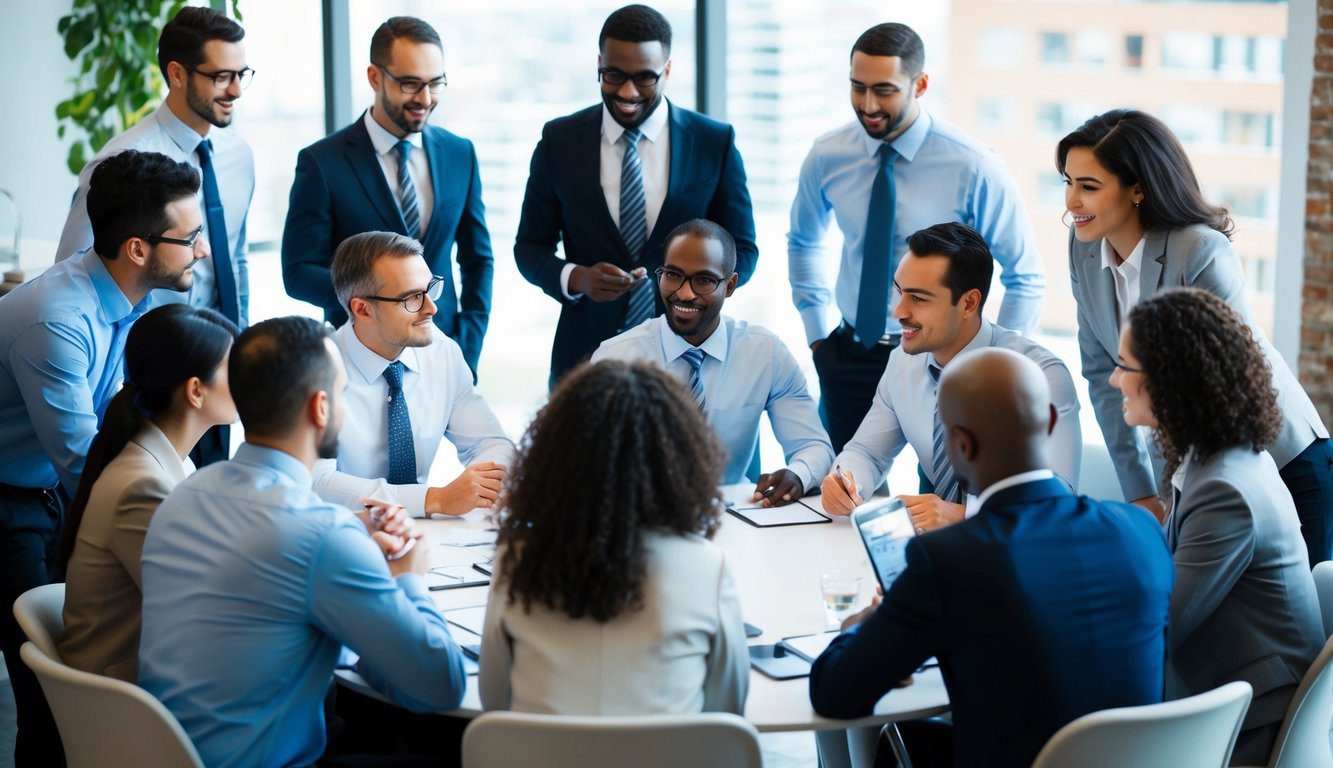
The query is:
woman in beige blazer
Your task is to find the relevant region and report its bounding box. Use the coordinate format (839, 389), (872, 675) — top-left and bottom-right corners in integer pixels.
(480, 360), (749, 715)
(58, 304), (238, 682)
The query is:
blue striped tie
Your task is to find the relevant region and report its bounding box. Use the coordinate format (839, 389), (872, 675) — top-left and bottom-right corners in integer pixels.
(383, 361), (417, 485)
(855, 144), (898, 349)
(680, 347), (707, 412)
(394, 140), (422, 241)
(620, 128), (656, 331)
(928, 363), (964, 504)
(195, 139), (239, 324)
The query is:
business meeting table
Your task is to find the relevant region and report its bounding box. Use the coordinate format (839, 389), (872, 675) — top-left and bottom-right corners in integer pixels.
(335, 484), (950, 766)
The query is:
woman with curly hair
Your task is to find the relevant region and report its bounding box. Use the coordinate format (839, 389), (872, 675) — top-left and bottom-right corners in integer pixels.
(1112, 288), (1323, 765)
(479, 360), (748, 715)
(1059, 109), (1332, 565)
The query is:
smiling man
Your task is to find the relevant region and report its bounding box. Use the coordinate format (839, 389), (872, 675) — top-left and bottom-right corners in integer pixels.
(593, 219), (832, 504)
(788, 23), (1045, 454)
(515, 4), (757, 388)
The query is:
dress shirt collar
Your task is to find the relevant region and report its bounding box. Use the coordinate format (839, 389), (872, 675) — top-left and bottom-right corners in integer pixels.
(83, 248), (142, 325)
(925, 319), (994, 379)
(857, 107), (932, 162)
(134, 422), (189, 485)
(601, 98), (670, 147)
(1099, 236), (1145, 274)
(340, 322), (422, 386)
(1170, 450), (1194, 493)
(153, 102), (208, 153)
(232, 442), (313, 488)
(363, 108), (423, 157)
(657, 314), (730, 365)
(974, 469), (1056, 512)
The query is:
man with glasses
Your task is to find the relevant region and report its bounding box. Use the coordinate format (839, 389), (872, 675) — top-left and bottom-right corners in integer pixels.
(593, 219), (831, 505)
(284, 16), (494, 377)
(56, 5), (254, 468)
(516, 4), (757, 388)
(0, 150), (202, 767)
(316, 231), (513, 519)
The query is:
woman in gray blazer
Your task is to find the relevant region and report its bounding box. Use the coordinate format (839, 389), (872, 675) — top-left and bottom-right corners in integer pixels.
(57, 305), (238, 682)
(1112, 288), (1324, 765)
(1058, 109), (1332, 565)
(480, 360), (748, 715)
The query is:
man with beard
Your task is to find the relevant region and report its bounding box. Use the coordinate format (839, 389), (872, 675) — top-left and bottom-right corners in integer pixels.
(515, 4), (757, 388)
(788, 23), (1044, 453)
(0, 149), (201, 767)
(56, 5), (254, 468)
(283, 16), (494, 377)
(314, 231), (514, 518)
(139, 316), (468, 768)
(593, 219), (831, 504)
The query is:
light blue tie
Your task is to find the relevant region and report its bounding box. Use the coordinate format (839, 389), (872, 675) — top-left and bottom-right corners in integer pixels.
(394, 140), (422, 240)
(620, 128), (656, 331)
(855, 144), (898, 349)
(383, 361), (417, 485)
(928, 363), (964, 504)
(680, 347), (707, 412)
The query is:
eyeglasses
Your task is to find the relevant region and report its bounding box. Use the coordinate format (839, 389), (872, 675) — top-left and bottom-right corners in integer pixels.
(598, 66), (666, 88)
(362, 275), (445, 313)
(654, 267), (725, 295)
(377, 67), (448, 95)
(1113, 360), (1145, 374)
(140, 226), (204, 249)
(188, 66), (256, 90)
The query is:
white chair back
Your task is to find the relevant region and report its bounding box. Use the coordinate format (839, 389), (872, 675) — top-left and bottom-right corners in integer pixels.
(11, 582), (65, 658)
(1031, 681), (1252, 768)
(1312, 561), (1333, 638)
(1266, 635), (1333, 768)
(1075, 440), (1121, 502)
(462, 711), (762, 768)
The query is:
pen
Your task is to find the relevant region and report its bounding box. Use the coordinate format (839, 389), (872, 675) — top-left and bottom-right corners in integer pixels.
(834, 464), (856, 497)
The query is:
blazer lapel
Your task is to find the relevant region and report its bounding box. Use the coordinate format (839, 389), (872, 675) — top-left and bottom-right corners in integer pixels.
(580, 109), (631, 263)
(1139, 229), (1168, 298)
(1083, 241), (1122, 354)
(343, 115), (408, 234)
(420, 130), (452, 254)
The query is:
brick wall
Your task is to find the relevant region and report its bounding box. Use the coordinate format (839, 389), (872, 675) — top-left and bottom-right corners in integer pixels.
(1302, 0), (1333, 427)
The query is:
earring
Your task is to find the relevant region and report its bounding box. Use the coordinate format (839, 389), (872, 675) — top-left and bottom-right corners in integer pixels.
(1133, 201), (1141, 208)
(1061, 210), (1074, 228)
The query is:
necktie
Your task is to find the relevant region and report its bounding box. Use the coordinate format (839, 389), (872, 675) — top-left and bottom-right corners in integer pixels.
(195, 139), (239, 324)
(394, 140), (422, 240)
(383, 361), (417, 485)
(680, 347), (707, 412)
(928, 363), (964, 504)
(619, 128), (656, 331)
(854, 144), (898, 350)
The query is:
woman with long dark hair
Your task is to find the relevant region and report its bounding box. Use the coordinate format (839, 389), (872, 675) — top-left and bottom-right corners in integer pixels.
(58, 304), (237, 681)
(479, 360), (748, 714)
(1058, 108), (1332, 564)
(1111, 288), (1322, 765)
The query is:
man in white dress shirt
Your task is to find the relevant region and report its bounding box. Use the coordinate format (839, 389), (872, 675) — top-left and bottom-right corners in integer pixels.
(593, 219), (833, 505)
(314, 231), (513, 517)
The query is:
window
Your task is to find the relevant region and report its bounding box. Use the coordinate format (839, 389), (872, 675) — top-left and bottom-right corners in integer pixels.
(976, 98), (1018, 134)
(1161, 32), (1213, 72)
(1216, 186), (1277, 221)
(1040, 32), (1072, 65)
(978, 27), (1023, 69)
(1223, 111), (1277, 149)
(1124, 34), (1144, 69)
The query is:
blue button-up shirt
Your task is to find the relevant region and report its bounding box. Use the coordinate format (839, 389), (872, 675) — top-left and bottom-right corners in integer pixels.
(592, 316), (834, 489)
(139, 443), (466, 768)
(788, 111), (1045, 343)
(0, 249), (154, 493)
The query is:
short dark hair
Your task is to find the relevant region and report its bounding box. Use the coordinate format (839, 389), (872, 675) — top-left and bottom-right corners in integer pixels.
(370, 16), (442, 68)
(332, 231), (424, 317)
(599, 5), (672, 55)
(87, 150), (200, 261)
(157, 6), (245, 78)
(228, 317), (336, 438)
(851, 23), (924, 75)
(905, 222), (994, 308)
(664, 219), (737, 275)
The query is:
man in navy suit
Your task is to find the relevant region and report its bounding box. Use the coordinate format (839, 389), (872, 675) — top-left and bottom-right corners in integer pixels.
(282, 17), (492, 374)
(810, 348), (1173, 768)
(514, 4), (757, 387)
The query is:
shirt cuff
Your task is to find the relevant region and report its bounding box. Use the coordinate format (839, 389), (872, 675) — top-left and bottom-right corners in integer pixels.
(801, 308), (838, 347)
(786, 461), (816, 497)
(391, 483), (430, 519)
(560, 262), (583, 301)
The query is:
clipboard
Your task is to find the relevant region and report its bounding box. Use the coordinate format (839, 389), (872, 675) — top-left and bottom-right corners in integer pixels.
(726, 499), (831, 528)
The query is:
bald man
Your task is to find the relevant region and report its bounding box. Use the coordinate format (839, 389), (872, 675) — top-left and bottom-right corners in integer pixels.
(810, 349), (1173, 768)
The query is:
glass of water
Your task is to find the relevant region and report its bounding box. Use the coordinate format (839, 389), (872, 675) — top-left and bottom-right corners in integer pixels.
(820, 573), (862, 630)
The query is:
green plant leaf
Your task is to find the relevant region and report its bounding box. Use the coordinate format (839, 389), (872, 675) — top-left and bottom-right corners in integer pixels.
(63, 16), (94, 60)
(67, 143), (86, 176)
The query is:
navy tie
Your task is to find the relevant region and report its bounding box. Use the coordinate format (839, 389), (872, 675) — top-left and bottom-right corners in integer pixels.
(680, 347), (707, 412)
(383, 361), (417, 485)
(619, 128), (656, 331)
(854, 144), (898, 350)
(395, 140), (422, 240)
(195, 139), (239, 324)
(928, 363), (964, 504)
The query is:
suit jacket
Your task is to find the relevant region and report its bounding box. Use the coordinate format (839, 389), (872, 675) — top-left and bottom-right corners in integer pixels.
(514, 103), (757, 385)
(58, 424), (185, 682)
(1069, 224), (1327, 502)
(281, 114), (494, 372)
(810, 478), (1173, 768)
(1166, 446), (1323, 734)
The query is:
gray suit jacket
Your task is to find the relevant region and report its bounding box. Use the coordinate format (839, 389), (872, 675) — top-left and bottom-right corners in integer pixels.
(1069, 224), (1327, 502)
(58, 424), (186, 682)
(1166, 446), (1323, 732)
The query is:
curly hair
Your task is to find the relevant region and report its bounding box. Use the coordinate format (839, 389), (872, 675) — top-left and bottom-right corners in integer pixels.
(1126, 288), (1281, 485)
(496, 360), (726, 622)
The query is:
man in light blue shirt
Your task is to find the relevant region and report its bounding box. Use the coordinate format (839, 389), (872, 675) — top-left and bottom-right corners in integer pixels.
(140, 316), (466, 768)
(0, 150), (202, 768)
(594, 219), (833, 504)
(820, 223), (1078, 534)
(789, 23), (1044, 452)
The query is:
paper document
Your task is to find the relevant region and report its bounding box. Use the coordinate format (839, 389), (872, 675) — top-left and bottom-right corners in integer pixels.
(727, 500), (829, 527)
(445, 604), (488, 636)
(780, 631), (840, 662)
(436, 529), (498, 548)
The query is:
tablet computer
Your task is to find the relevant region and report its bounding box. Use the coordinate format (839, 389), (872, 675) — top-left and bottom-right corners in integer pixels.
(726, 500), (830, 528)
(850, 496), (916, 591)
(748, 643), (811, 680)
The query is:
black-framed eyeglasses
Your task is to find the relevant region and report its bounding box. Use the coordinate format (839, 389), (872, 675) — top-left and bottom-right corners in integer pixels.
(140, 226), (204, 249)
(188, 66), (256, 90)
(377, 67), (447, 95)
(598, 66), (666, 88)
(362, 275), (445, 313)
(1113, 360), (1145, 374)
(654, 267), (725, 295)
